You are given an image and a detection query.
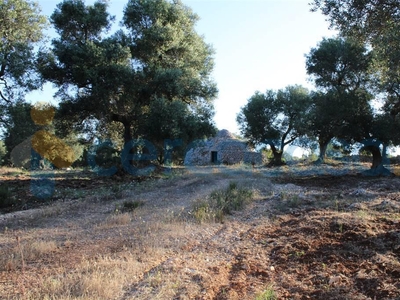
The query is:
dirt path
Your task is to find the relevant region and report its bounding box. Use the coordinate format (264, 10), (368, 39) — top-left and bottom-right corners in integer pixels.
(0, 167), (399, 299)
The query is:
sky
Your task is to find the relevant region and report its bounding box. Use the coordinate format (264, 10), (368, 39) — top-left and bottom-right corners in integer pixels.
(29, 0), (337, 135)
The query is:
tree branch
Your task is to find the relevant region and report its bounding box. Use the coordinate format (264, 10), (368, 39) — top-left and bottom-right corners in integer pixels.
(283, 135), (299, 148)
(0, 56), (7, 78)
(0, 89), (10, 103)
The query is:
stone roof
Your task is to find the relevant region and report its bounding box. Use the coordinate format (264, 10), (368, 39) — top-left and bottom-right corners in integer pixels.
(184, 129), (262, 165)
(216, 129), (236, 139)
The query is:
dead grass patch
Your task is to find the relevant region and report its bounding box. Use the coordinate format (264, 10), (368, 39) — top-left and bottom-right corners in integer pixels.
(22, 254), (142, 300)
(104, 212), (132, 226)
(0, 238), (58, 271)
(1, 167), (399, 299)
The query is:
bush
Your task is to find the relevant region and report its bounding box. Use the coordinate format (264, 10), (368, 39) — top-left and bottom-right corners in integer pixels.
(0, 185), (15, 208)
(192, 182), (253, 223)
(115, 200), (144, 213)
(122, 200), (144, 211)
(192, 200), (212, 223)
(210, 182), (253, 215)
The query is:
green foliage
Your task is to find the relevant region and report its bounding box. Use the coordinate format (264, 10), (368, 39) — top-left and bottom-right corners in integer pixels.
(115, 200), (144, 213)
(325, 139), (352, 157)
(3, 102), (85, 168)
(211, 182), (253, 214)
(254, 286), (277, 300)
(0, 140), (6, 165)
(50, 0), (114, 41)
(306, 37), (372, 91)
(40, 0), (217, 151)
(305, 37), (374, 162)
(286, 195), (301, 208)
(3, 102), (39, 164)
(0, 185), (14, 208)
(237, 85), (311, 165)
(192, 182), (253, 223)
(140, 97), (217, 164)
(0, 0), (48, 126)
(261, 147), (274, 164)
(311, 0), (400, 131)
(369, 110), (400, 146)
(93, 144), (120, 170)
(61, 132), (85, 167)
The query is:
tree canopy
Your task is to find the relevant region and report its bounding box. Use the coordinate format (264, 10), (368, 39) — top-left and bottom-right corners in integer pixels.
(305, 37), (374, 162)
(0, 0), (47, 127)
(39, 0), (217, 151)
(237, 85), (311, 165)
(139, 98), (217, 164)
(311, 0), (400, 116)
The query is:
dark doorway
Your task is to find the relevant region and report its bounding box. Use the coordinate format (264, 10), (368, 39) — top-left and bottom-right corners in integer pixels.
(211, 151), (218, 163)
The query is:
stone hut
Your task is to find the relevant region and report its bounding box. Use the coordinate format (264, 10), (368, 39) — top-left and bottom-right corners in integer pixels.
(184, 129), (262, 166)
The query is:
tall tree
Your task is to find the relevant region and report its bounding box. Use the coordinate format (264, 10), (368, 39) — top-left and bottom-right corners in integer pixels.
(0, 0), (47, 128)
(237, 85), (311, 165)
(305, 37), (374, 162)
(38, 0), (128, 136)
(39, 0), (217, 149)
(311, 0), (400, 127)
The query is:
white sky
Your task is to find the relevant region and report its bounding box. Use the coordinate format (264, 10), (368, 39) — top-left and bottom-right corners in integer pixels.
(29, 0), (337, 135)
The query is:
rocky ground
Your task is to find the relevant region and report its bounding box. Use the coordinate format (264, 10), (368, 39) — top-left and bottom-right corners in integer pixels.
(0, 163), (399, 299)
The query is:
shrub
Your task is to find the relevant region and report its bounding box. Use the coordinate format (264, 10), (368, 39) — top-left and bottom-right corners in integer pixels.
(192, 200), (213, 223)
(122, 200), (144, 211)
(192, 182), (253, 223)
(115, 200), (145, 213)
(0, 185), (15, 208)
(210, 182), (253, 215)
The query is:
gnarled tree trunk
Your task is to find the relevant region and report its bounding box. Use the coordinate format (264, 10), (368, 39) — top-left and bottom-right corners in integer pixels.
(315, 137), (332, 164)
(112, 114), (133, 144)
(362, 145), (393, 176)
(269, 144), (285, 166)
(364, 145), (382, 169)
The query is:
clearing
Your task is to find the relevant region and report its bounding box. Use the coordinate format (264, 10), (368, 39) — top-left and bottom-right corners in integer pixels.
(0, 163), (399, 299)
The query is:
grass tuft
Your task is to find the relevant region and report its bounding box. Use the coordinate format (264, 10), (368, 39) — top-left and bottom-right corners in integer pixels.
(255, 285), (277, 300)
(191, 181), (253, 223)
(106, 213), (132, 226)
(115, 200), (145, 214)
(122, 200), (145, 211)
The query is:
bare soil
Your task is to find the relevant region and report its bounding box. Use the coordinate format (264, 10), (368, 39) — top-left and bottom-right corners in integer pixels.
(0, 164), (399, 299)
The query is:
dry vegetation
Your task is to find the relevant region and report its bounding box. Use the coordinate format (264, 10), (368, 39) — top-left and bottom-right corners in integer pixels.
(0, 163), (399, 299)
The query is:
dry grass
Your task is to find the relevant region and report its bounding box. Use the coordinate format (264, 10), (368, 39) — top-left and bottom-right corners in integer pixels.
(0, 165), (399, 299)
(20, 254), (142, 299)
(0, 167), (29, 176)
(24, 240), (58, 259)
(0, 238), (58, 272)
(104, 212), (132, 226)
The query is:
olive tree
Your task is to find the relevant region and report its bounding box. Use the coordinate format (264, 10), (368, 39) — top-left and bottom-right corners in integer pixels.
(237, 85), (311, 165)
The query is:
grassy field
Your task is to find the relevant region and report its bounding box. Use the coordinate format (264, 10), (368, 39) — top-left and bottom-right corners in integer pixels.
(0, 163), (399, 299)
